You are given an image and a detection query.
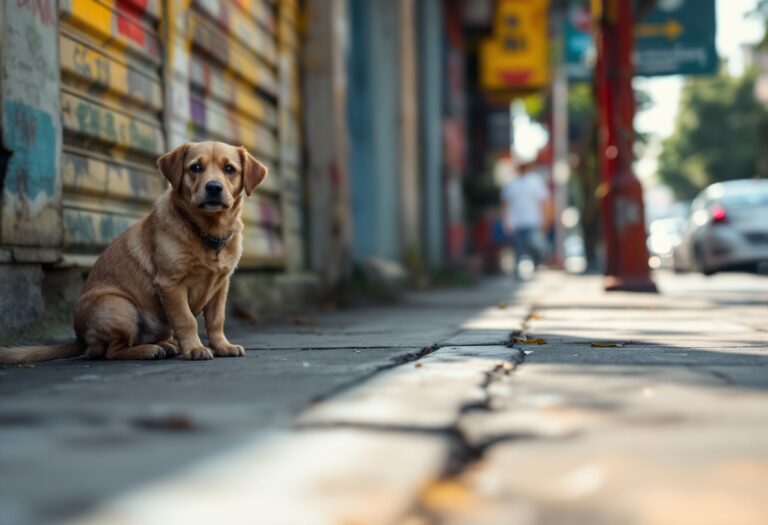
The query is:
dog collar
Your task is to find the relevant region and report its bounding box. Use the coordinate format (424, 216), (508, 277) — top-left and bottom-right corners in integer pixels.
(175, 206), (233, 258)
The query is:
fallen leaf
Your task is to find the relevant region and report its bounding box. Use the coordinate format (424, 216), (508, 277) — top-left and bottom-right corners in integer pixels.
(415, 362), (423, 368)
(289, 316), (316, 326)
(529, 311), (544, 320)
(420, 479), (477, 513)
(497, 302), (509, 309)
(591, 342), (625, 348)
(515, 336), (547, 345)
(133, 414), (198, 432)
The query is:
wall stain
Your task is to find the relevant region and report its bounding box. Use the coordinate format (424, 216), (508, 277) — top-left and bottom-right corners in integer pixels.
(3, 101), (56, 199)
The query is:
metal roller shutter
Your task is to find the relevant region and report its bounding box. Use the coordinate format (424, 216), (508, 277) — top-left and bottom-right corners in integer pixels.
(166, 0), (287, 269)
(59, 0), (166, 265)
(277, 0), (304, 271)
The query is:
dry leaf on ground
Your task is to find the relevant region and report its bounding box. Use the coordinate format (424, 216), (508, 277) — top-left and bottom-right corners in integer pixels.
(514, 336), (547, 345)
(591, 342), (625, 348)
(133, 414), (198, 432)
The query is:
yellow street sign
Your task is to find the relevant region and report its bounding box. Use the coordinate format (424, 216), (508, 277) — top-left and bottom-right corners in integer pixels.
(635, 19), (684, 39)
(480, 0), (551, 92)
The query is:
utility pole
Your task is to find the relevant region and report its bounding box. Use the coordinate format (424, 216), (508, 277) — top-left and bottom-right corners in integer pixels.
(551, 3), (569, 269)
(594, 0), (657, 292)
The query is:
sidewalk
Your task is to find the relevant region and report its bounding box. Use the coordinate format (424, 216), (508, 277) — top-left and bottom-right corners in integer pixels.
(1, 272), (767, 525)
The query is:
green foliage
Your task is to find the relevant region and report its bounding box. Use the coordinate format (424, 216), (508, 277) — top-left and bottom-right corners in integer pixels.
(658, 71), (768, 199)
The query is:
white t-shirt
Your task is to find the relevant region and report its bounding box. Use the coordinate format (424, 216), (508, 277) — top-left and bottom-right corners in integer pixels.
(501, 173), (549, 230)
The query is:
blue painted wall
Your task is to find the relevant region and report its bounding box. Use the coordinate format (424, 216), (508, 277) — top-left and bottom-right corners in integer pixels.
(347, 0), (376, 260)
(347, 0), (401, 262)
(418, 0), (445, 269)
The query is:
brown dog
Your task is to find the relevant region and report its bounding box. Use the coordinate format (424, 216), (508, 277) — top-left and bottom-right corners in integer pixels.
(0, 141), (267, 364)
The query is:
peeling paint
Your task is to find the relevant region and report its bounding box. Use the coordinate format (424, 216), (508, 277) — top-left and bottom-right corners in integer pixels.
(0, 0), (62, 250)
(59, 0), (164, 258)
(1, 0), (299, 267)
(3, 101), (57, 199)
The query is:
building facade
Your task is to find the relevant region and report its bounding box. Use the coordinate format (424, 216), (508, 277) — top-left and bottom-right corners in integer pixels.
(0, 0), (481, 337)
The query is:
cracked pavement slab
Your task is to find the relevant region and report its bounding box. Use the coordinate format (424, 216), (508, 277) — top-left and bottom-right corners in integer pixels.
(3, 272), (767, 525)
(0, 277), (532, 525)
(65, 429), (451, 525)
(420, 273), (768, 525)
(299, 346), (523, 430)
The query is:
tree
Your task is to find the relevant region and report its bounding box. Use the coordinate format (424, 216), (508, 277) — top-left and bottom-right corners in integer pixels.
(658, 71), (768, 200)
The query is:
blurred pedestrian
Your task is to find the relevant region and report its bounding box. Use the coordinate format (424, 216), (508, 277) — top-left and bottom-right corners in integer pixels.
(500, 160), (550, 278)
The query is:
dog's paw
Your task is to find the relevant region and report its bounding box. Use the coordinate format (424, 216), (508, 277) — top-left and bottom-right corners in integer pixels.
(144, 345), (168, 360)
(213, 343), (245, 357)
(183, 346), (215, 360)
(158, 341), (181, 358)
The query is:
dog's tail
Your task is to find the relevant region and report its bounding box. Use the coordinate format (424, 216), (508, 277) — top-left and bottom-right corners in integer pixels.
(0, 342), (83, 365)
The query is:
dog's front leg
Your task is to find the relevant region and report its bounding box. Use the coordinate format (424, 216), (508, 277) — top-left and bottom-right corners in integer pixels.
(157, 281), (213, 360)
(204, 283), (245, 357)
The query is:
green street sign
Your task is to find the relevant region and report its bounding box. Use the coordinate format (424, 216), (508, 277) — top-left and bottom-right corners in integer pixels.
(635, 0), (718, 77)
(565, 3), (593, 82)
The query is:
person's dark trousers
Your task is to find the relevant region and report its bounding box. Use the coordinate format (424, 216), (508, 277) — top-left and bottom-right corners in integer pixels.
(511, 227), (538, 277)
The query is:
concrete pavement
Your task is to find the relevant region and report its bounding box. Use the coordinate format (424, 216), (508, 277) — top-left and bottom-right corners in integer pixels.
(1, 272), (767, 525)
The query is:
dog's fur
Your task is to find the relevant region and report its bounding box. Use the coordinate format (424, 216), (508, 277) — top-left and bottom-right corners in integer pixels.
(0, 141), (267, 364)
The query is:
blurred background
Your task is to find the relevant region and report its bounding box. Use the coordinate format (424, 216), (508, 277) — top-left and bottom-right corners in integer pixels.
(1, 0), (767, 336)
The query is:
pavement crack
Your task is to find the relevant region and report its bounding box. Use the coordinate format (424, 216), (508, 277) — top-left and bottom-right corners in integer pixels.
(305, 343), (442, 407)
(698, 368), (734, 385)
(295, 420), (452, 436)
(402, 301), (548, 522)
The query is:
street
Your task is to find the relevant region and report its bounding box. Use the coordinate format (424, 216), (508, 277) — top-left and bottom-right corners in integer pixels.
(1, 0), (766, 524)
(1, 271), (766, 525)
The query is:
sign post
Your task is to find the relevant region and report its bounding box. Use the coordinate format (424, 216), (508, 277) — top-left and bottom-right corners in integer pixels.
(595, 0), (657, 292)
(635, 0), (718, 77)
(480, 0), (551, 94)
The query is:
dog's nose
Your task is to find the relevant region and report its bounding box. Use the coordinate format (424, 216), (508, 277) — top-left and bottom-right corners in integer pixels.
(205, 181), (223, 195)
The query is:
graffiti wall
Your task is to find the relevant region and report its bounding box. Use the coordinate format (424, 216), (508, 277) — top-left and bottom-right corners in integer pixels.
(166, 0), (290, 268)
(58, 0), (166, 261)
(0, 0), (303, 270)
(0, 0), (63, 258)
(278, 0), (305, 271)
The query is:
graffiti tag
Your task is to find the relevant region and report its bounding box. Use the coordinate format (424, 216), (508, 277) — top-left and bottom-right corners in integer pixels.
(16, 0), (55, 27)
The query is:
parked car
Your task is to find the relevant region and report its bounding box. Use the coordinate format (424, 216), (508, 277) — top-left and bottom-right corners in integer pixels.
(673, 179), (768, 275)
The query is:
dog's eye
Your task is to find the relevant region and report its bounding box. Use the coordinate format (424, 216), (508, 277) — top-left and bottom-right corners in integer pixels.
(190, 163), (203, 173)
(224, 164), (236, 175)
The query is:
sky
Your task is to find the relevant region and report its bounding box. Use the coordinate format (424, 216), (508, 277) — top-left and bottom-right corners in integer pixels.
(635, 0), (764, 179)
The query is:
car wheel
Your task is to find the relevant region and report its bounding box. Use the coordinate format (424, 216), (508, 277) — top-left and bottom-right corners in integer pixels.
(694, 244), (715, 276)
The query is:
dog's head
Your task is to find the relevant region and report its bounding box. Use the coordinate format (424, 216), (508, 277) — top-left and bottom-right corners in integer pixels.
(157, 142), (268, 212)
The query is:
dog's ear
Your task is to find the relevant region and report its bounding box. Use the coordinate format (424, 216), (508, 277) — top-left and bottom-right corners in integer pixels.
(239, 147), (268, 196)
(157, 144), (190, 189)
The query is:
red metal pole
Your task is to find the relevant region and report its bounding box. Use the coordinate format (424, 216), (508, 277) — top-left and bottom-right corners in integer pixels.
(595, 0), (657, 292)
